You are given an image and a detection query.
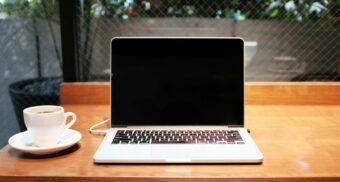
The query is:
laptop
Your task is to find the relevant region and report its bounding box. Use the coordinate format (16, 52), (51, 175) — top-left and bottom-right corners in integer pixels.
(94, 37), (263, 163)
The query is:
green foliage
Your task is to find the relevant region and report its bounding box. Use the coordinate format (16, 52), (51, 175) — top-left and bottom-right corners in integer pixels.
(0, 0), (59, 22)
(85, 0), (334, 21)
(0, 0), (336, 22)
(90, 0), (133, 20)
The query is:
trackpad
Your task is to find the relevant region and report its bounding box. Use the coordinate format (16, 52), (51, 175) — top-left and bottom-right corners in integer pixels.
(150, 145), (207, 160)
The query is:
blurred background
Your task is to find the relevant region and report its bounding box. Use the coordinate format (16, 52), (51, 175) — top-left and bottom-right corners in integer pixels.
(0, 0), (339, 148)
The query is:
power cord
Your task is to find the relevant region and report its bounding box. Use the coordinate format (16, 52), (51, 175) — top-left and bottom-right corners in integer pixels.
(89, 118), (110, 136)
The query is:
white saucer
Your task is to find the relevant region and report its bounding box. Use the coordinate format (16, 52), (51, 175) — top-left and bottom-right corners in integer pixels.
(8, 129), (82, 155)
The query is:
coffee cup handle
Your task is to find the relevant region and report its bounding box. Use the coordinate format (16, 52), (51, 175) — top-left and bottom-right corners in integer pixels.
(64, 112), (77, 129)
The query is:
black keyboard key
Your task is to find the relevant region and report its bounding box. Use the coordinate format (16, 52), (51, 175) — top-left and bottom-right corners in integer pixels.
(112, 139), (120, 144)
(120, 140), (130, 144)
(112, 130), (243, 144)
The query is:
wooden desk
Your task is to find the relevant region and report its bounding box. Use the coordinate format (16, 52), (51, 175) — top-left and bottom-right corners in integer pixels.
(1, 104), (340, 182)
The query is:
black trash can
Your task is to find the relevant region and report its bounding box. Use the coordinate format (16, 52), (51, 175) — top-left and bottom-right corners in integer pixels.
(8, 77), (63, 131)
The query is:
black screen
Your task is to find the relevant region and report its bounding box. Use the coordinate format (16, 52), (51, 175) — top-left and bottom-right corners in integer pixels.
(111, 38), (244, 126)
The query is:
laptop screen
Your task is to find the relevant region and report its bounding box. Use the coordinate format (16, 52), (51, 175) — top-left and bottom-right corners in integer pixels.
(111, 38), (244, 126)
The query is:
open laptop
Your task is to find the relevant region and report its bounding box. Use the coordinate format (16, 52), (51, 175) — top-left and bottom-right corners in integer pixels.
(94, 37), (263, 163)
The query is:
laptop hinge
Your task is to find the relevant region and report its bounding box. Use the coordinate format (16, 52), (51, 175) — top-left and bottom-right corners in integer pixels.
(111, 125), (244, 129)
(111, 125), (128, 128)
(227, 125), (244, 128)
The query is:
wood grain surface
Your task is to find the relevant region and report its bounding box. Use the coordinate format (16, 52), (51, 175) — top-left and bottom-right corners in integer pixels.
(1, 104), (340, 182)
(60, 82), (110, 105)
(245, 82), (340, 105)
(60, 82), (340, 105)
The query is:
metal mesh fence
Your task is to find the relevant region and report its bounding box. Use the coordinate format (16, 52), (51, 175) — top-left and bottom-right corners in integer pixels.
(0, 0), (61, 146)
(76, 0), (340, 81)
(0, 0), (339, 148)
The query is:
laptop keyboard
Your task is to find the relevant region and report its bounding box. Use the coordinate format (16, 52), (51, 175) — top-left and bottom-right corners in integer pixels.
(112, 130), (244, 144)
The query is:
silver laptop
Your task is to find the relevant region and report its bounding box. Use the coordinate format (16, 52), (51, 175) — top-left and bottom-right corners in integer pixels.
(94, 37), (263, 163)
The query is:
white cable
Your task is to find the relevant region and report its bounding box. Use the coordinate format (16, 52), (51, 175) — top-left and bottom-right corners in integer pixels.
(89, 119), (110, 136)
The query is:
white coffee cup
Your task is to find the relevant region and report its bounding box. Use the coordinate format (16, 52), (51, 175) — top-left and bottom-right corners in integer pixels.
(23, 105), (77, 147)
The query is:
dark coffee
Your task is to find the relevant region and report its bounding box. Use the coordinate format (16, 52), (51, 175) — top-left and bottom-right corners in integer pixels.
(36, 110), (56, 114)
